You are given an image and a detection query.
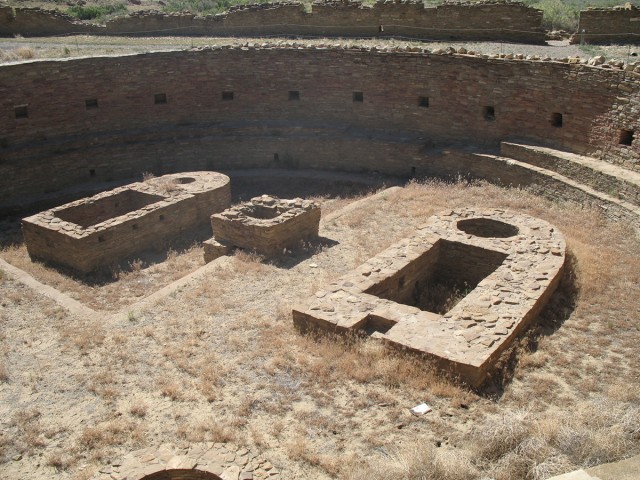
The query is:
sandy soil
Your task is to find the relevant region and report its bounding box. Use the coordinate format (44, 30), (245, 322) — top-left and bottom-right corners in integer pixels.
(1, 177), (639, 480)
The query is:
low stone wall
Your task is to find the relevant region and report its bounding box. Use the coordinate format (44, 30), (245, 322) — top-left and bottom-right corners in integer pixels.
(0, 1), (544, 43)
(293, 208), (566, 387)
(22, 172), (231, 273)
(0, 6), (98, 36)
(571, 5), (640, 44)
(500, 142), (640, 206)
(206, 195), (320, 260)
(420, 150), (640, 226)
(91, 442), (281, 480)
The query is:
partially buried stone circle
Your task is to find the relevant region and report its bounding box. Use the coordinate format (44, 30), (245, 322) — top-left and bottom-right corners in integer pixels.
(91, 442), (280, 480)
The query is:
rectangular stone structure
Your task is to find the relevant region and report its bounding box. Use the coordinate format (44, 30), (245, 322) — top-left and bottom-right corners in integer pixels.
(207, 195), (320, 259)
(22, 172), (230, 274)
(293, 208), (566, 387)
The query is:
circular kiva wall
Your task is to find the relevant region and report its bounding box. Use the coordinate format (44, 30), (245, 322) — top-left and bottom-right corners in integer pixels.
(0, 46), (639, 211)
(139, 470), (222, 480)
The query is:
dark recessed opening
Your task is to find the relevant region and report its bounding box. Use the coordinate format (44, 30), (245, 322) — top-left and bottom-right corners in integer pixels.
(378, 25), (384, 32)
(85, 98), (98, 110)
(359, 314), (395, 336)
(14, 105), (28, 119)
(551, 112), (563, 128)
(159, 214), (165, 221)
(353, 91), (364, 103)
(140, 468), (224, 480)
(98, 235), (106, 243)
(89, 169), (96, 178)
(288, 90), (300, 101)
(274, 153), (279, 163)
(411, 166), (416, 177)
(222, 91), (234, 101)
(176, 177), (196, 184)
(246, 205), (281, 220)
(364, 239), (507, 315)
(483, 106), (495, 121)
(418, 96), (429, 108)
(457, 218), (519, 238)
(56, 190), (165, 228)
(620, 129), (635, 146)
(132, 224), (139, 230)
(154, 93), (167, 105)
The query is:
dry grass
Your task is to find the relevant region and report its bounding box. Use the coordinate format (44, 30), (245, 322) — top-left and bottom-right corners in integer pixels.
(0, 46), (35, 62)
(1, 178), (639, 479)
(0, 239), (205, 310)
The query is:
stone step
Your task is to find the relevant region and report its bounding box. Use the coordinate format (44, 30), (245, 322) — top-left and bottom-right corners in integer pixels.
(548, 453), (640, 480)
(471, 153), (640, 226)
(500, 142), (640, 207)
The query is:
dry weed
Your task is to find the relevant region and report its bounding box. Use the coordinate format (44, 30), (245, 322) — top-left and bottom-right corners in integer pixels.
(60, 322), (106, 354)
(177, 417), (238, 444)
(344, 441), (479, 480)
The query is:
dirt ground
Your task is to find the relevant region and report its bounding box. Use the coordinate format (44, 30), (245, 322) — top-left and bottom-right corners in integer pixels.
(1, 175), (639, 480)
(0, 35), (637, 65)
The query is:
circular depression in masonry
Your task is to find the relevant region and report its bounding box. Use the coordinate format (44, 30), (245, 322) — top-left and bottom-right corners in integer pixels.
(177, 177), (197, 184)
(456, 218), (520, 238)
(139, 469), (222, 480)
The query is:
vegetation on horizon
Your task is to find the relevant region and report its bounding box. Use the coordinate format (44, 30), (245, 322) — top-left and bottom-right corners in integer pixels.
(67, 2), (127, 21)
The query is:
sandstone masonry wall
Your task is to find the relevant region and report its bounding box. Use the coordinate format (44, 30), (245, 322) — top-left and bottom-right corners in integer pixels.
(571, 5), (640, 45)
(0, 6), (99, 36)
(0, 1), (544, 43)
(0, 46), (639, 212)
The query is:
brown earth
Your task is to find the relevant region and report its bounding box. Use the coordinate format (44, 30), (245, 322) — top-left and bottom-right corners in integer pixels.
(1, 176), (639, 479)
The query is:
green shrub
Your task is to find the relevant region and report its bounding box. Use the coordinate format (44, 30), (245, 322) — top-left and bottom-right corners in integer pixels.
(523, 0), (639, 32)
(163, 0), (268, 15)
(67, 3), (127, 21)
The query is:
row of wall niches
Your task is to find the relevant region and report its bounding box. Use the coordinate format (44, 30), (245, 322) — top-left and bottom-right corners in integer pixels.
(9, 93), (637, 146)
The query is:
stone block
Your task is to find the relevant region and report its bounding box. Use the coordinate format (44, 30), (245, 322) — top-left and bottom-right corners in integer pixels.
(22, 172), (231, 274)
(293, 208), (566, 387)
(208, 195), (320, 257)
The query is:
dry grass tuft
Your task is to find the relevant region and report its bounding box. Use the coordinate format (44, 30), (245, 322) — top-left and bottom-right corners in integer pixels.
(0, 47), (35, 62)
(345, 441), (479, 480)
(470, 398), (640, 479)
(60, 322), (106, 354)
(176, 417), (238, 444)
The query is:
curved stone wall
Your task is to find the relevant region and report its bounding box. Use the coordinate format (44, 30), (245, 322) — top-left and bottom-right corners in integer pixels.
(0, 1), (544, 43)
(0, 45), (639, 213)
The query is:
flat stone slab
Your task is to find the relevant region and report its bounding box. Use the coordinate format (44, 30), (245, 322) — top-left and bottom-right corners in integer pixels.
(293, 208), (566, 386)
(548, 453), (640, 480)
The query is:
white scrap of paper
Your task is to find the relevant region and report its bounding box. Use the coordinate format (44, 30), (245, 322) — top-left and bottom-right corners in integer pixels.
(410, 403), (432, 416)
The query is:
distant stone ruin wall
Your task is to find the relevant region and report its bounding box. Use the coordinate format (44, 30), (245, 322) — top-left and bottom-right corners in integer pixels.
(571, 5), (640, 44)
(0, 1), (544, 43)
(0, 46), (639, 212)
(0, 6), (99, 36)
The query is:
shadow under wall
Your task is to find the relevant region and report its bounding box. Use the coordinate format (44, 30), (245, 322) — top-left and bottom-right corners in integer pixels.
(479, 249), (579, 398)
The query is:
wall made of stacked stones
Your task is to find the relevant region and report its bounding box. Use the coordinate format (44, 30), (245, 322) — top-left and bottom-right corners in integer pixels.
(572, 7), (640, 44)
(0, 2), (543, 42)
(0, 47), (639, 212)
(0, 6), (99, 36)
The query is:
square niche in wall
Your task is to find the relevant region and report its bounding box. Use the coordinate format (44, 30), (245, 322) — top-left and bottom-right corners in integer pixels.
(620, 129), (635, 146)
(483, 106), (495, 121)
